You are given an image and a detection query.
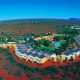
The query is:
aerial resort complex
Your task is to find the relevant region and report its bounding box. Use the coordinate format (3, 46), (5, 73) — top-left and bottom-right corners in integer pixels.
(0, 0), (80, 79)
(0, 26), (80, 64)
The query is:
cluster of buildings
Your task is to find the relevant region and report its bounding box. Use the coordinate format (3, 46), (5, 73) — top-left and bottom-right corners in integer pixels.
(0, 33), (80, 64)
(34, 33), (62, 41)
(15, 43), (53, 63)
(14, 42), (80, 64)
(0, 42), (16, 48)
(75, 35), (80, 45)
(71, 25), (80, 30)
(0, 41), (80, 64)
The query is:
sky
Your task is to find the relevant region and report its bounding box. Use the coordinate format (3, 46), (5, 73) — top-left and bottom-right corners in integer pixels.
(0, 0), (80, 21)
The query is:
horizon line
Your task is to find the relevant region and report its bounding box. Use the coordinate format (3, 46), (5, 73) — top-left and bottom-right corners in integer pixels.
(0, 18), (80, 22)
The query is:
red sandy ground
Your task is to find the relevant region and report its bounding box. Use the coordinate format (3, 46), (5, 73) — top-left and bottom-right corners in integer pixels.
(9, 47), (80, 69)
(0, 47), (80, 80)
(0, 47), (29, 80)
(0, 70), (29, 80)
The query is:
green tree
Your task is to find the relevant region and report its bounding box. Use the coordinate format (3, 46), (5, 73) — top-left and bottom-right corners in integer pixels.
(54, 48), (62, 55)
(69, 56), (74, 61)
